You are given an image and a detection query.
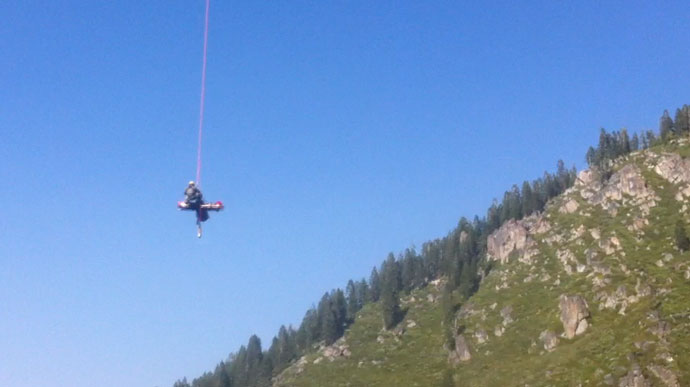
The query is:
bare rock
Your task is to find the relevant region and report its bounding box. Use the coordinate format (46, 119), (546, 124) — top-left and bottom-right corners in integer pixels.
(559, 295), (590, 339)
(586, 165), (657, 216)
(619, 364), (650, 387)
(500, 305), (514, 326)
(406, 320), (417, 329)
(474, 329), (488, 344)
(590, 228), (601, 240)
(649, 320), (671, 339)
(487, 219), (535, 263)
(647, 365), (679, 387)
(448, 335), (471, 364)
(560, 198), (580, 214)
(539, 330), (559, 352)
(494, 325), (504, 337)
(654, 153), (690, 186)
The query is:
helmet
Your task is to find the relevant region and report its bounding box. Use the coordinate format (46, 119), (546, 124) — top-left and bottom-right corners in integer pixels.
(188, 180), (195, 186)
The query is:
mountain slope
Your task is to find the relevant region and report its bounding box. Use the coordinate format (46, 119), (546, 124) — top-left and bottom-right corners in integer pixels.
(274, 139), (690, 386)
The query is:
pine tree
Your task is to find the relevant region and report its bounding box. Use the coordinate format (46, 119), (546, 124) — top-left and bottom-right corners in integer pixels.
(215, 361), (232, 387)
(318, 293), (338, 345)
(174, 378), (191, 387)
(521, 181), (534, 216)
(660, 110), (674, 139)
(675, 106), (689, 134)
(440, 282), (455, 349)
(368, 267), (381, 302)
(332, 289), (348, 337)
(630, 133), (640, 151)
(380, 255), (401, 329)
(355, 278), (369, 311)
(345, 280), (358, 322)
(245, 335), (263, 386)
(675, 219), (690, 252)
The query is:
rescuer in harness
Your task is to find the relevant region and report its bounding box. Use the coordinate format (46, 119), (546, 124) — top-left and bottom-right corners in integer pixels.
(184, 181), (203, 209)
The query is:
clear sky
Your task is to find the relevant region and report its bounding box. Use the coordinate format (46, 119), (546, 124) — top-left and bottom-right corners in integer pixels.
(1, 1), (688, 386)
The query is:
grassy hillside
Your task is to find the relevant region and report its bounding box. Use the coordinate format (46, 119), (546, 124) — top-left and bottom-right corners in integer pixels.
(275, 140), (690, 386)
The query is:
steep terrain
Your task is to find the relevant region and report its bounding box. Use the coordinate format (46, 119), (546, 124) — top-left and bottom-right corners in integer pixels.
(274, 139), (690, 386)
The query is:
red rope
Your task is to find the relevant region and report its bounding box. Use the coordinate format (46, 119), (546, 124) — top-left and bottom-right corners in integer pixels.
(196, 0), (210, 187)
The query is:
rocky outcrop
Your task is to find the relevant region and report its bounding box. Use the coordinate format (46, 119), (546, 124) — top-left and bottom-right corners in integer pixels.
(559, 198), (579, 214)
(500, 306), (514, 326)
(539, 330), (559, 352)
(487, 219), (531, 263)
(322, 339), (351, 361)
(448, 335), (471, 364)
(559, 295), (589, 339)
(653, 153), (690, 200)
(619, 364), (650, 387)
(647, 365), (679, 387)
(474, 329), (488, 344)
(578, 165), (658, 216)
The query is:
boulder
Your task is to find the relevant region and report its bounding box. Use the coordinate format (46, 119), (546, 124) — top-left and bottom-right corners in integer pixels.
(474, 329), (488, 344)
(654, 153), (690, 185)
(487, 219), (532, 263)
(500, 305), (514, 326)
(448, 335), (471, 364)
(559, 295), (590, 339)
(559, 198), (580, 214)
(539, 330), (559, 352)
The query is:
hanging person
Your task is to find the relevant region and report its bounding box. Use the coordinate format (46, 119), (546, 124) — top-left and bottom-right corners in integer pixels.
(184, 181), (204, 208)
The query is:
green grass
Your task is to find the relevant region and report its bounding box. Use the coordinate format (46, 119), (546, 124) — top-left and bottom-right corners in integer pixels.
(277, 144), (690, 386)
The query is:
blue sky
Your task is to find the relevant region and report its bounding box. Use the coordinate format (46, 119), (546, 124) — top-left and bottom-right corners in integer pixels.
(1, 1), (688, 386)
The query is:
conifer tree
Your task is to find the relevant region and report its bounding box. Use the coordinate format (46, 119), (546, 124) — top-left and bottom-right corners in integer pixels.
(345, 280), (358, 322)
(660, 110), (674, 139)
(380, 255), (401, 329)
(631, 133), (640, 151)
(675, 106), (689, 134)
(174, 378), (191, 387)
(368, 267), (381, 302)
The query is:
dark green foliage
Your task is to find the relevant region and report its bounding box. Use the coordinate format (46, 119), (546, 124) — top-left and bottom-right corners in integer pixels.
(368, 267), (381, 302)
(660, 109), (674, 138)
(440, 282), (456, 350)
(675, 219), (690, 252)
(381, 254), (402, 329)
(346, 280), (358, 322)
(631, 133), (640, 151)
(585, 128), (641, 170)
(675, 105), (690, 134)
(174, 378), (191, 387)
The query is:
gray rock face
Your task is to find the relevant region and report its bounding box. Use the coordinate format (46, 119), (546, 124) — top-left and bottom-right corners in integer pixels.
(500, 305), (514, 326)
(474, 329), (488, 344)
(654, 153), (690, 184)
(559, 198), (579, 214)
(487, 219), (531, 263)
(647, 365), (679, 387)
(579, 165), (658, 216)
(618, 364), (650, 387)
(539, 330), (559, 352)
(654, 153), (690, 200)
(559, 295), (590, 339)
(448, 335), (471, 364)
